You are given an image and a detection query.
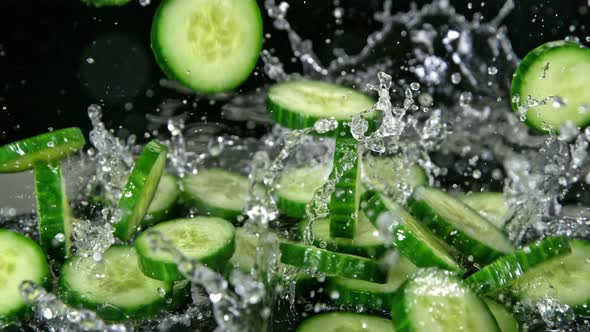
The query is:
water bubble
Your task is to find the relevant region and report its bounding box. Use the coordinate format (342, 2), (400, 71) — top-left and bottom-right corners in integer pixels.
(459, 92), (472, 106)
(85, 58), (95, 64)
(472, 169), (481, 179)
(487, 66), (498, 75)
(551, 96), (566, 108)
(410, 82), (420, 91)
(139, 0), (150, 6)
(314, 118), (338, 134)
(333, 7), (344, 19)
(451, 72), (461, 84)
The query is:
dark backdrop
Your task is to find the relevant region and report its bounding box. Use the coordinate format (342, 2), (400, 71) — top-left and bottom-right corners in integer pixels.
(0, 0), (588, 144)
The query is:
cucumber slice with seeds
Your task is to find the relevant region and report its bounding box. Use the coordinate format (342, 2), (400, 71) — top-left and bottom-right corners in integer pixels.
(296, 312), (394, 332)
(408, 186), (514, 264)
(151, 0), (263, 93)
(114, 140), (168, 241)
(279, 242), (385, 283)
(459, 192), (508, 229)
(277, 165), (331, 218)
(182, 168), (248, 222)
(0, 230), (50, 321)
(34, 161), (73, 261)
(510, 239), (590, 315)
(484, 299), (519, 332)
(362, 155), (427, 196)
(0, 127), (85, 173)
(136, 217), (235, 281)
(391, 268), (500, 332)
(267, 80), (376, 134)
(144, 173), (180, 226)
(59, 245), (172, 321)
(466, 236), (571, 295)
(511, 40), (590, 133)
(363, 191), (463, 272)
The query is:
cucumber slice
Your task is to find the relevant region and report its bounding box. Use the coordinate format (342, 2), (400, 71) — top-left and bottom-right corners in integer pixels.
(276, 165), (331, 218)
(135, 217), (235, 281)
(296, 312), (394, 332)
(329, 138), (361, 239)
(34, 161), (73, 261)
(59, 245), (172, 321)
(466, 236), (571, 295)
(114, 140), (168, 241)
(297, 214), (386, 259)
(279, 242), (385, 283)
(80, 0), (131, 7)
(511, 40), (590, 133)
(144, 173), (180, 226)
(225, 227), (258, 274)
(267, 80), (376, 133)
(510, 239), (590, 315)
(409, 187), (514, 264)
(182, 168), (248, 222)
(0, 127), (85, 173)
(458, 192), (508, 229)
(484, 299), (519, 332)
(362, 155), (427, 196)
(0, 230), (50, 321)
(364, 191), (463, 272)
(325, 254), (417, 310)
(151, 0), (262, 93)
(391, 268), (500, 332)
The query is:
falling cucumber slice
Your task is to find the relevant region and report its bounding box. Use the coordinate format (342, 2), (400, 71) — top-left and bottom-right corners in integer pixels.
(114, 140), (168, 241)
(391, 268), (500, 332)
(151, 0), (263, 93)
(363, 191), (463, 272)
(59, 245), (172, 321)
(267, 80), (376, 135)
(279, 242), (386, 283)
(362, 155), (427, 196)
(182, 168), (249, 223)
(143, 173), (180, 226)
(34, 161), (73, 262)
(296, 312), (394, 332)
(408, 186), (514, 264)
(458, 192), (509, 229)
(466, 236), (571, 295)
(135, 217), (235, 281)
(276, 164), (331, 218)
(0, 127), (85, 173)
(329, 137), (361, 239)
(0, 230), (50, 322)
(484, 299), (519, 332)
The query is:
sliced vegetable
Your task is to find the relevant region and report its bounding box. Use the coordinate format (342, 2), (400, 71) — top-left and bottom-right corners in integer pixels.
(225, 227), (258, 274)
(143, 173), (180, 226)
(362, 155), (426, 196)
(296, 312), (394, 332)
(276, 164), (330, 218)
(459, 192), (508, 229)
(484, 299), (519, 332)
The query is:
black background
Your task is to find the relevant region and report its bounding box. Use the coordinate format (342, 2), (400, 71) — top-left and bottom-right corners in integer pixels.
(0, 0), (588, 145)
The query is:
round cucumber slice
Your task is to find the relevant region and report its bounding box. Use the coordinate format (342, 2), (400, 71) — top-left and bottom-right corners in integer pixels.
(59, 245), (172, 321)
(267, 80), (376, 132)
(297, 214), (386, 259)
(484, 299), (519, 332)
(114, 140), (168, 241)
(511, 40), (590, 133)
(143, 173), (180, 226)
(466, 236), (571, 295)
(279, 242), (386, 283)
(34, 161), (73, 262)
(276, 165), (331, 218)
(362, 155), (427, 196)
(458, 192), (508, 229)
(151, 0), (263, 93)
(391, 268), (500, 332)
(0, 230), (50, 321)
(296, 312), (394, 332)
(409, 186), (514, 264)
(364, 191), (463, 272)
(0, 127), (85, 173)
(80, 0), (131, 7)
(510, 239), (590, 315)
(182, 168), (248, 222)
(135, 217), (235, 281)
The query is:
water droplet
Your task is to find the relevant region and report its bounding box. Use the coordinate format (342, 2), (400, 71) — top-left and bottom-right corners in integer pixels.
(86, 58), (95, 64)
(459, 92), (472, 106)
(410, 82), (420, 91)
(139, 0), (151, 6)
(487, 66), (498, 75)
(451, 72), (461, 84)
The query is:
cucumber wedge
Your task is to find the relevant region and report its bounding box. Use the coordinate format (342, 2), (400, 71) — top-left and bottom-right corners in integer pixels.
(277, 165), (331, 218)
(510, 239), (590, 315)
(0, 127), (85, 173)
(362, 155), (427, 196)
(267, 80), (376, 133)
(34, 161), (73, 261)
(0, 230), (50, 321)
(458, 192), (508, 229)
(279, 242), (386, 283)
(59, 245), (172, 321)
(182, 168), (248, 222)
(114, 140), (168, 241)
(408, 186), (514, 264)
(466, 236), (571, 295)
(511, 40), (590, 133)
(363, 191), (463, 272)
(151, 0), (263, 93)
(144, 173), (180, 226)
(296, 312), (394, 332)
(135, 217), (235, 281)
(484, 299), (519, 332)
(391, 268), (500, 332)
